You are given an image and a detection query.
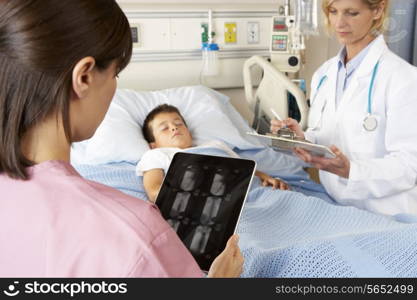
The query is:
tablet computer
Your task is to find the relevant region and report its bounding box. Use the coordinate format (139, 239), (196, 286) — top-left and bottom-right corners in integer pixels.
(155, 152), (256, 271)
(247, 132), (336, 158)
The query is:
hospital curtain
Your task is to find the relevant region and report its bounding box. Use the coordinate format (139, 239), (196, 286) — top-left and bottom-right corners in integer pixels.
(386, 0), (417, 66)
(414, 3), (417, 66)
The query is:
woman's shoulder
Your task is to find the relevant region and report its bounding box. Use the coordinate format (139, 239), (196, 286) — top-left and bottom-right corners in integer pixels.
(78, 178), (194, 276)
(381, 49), (417, 75)
(1, 161), (175, 276)
(33, 161), (170, 238)
(80, 175), (167, 230)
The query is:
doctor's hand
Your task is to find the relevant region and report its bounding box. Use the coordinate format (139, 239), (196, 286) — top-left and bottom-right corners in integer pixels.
(270, 118), (305, 140)
(207, 234), (244, 278)
(294, 145), (350, 178)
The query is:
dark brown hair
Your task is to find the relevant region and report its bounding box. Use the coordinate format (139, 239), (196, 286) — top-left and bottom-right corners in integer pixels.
(142, 104), (187, 143)
(0, 0), (132, 179)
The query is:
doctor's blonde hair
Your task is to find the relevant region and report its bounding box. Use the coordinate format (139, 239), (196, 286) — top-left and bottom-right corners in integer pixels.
(322, 0), (390, 36)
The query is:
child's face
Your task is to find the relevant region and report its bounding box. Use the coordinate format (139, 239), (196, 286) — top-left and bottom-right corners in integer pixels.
(149, 112), (193, 149)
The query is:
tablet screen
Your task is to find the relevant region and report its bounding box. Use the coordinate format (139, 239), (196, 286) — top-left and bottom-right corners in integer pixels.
(155, 152), (256, 271)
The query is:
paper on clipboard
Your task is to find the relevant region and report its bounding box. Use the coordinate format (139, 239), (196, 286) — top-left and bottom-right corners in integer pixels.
(246, 132), (336, 158)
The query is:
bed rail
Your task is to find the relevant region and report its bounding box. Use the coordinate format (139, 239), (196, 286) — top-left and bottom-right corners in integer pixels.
(243, 55), (308, 130)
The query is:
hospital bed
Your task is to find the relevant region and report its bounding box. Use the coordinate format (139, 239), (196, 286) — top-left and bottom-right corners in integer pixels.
(243, 55), (309, 131)
(71, 85), (417, 277)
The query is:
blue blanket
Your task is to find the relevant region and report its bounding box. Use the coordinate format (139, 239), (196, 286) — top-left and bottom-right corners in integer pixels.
(73, 147), (417, 277)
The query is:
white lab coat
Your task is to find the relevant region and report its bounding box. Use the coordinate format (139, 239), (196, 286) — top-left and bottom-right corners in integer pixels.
(305, 35), (417, 216)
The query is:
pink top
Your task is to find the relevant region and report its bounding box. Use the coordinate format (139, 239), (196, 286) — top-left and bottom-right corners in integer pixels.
(0, 160), (202, 277)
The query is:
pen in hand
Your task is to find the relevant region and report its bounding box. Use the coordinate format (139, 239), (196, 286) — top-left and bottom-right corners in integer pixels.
(270, 108), (287, 128)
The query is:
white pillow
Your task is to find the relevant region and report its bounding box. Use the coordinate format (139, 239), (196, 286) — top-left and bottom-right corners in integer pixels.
(71, 85), (261, 164)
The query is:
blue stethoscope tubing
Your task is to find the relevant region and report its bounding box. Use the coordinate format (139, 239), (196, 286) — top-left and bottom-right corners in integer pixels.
(312, 61), (380, 131)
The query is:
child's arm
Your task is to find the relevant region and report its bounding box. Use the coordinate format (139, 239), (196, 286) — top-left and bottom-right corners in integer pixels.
(255, 171), (290, 190)
(143, 169), (165, 203)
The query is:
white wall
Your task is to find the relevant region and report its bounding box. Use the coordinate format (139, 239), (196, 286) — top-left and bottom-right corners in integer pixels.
(116, 0), (340, 122)
(117, 6), (276, 89)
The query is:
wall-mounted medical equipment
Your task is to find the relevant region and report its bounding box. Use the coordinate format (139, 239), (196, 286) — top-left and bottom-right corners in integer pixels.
(295, 0), (319, 36)
(202, 43), (220, 76)
(270, 15), (301, 73)
(270, 0), (318, 73)
(201, 9), (220, 77)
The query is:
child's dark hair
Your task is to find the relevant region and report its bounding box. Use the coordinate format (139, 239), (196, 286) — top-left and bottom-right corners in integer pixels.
(142, 104), (187, 143)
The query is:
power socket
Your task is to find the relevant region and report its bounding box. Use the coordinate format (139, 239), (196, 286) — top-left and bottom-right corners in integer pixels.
(247, 22), (260, 44)
(130, 24), (140, 47)
(224, 22), (237, 44)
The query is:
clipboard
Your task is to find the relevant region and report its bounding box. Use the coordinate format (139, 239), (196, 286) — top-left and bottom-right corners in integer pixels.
(247, 132), (336, 158)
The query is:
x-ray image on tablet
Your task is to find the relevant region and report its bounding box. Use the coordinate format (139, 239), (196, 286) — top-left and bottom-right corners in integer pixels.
(155, 152), (256, 271)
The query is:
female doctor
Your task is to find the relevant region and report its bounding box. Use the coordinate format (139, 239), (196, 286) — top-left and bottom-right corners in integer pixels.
(271, 0), (417, 216)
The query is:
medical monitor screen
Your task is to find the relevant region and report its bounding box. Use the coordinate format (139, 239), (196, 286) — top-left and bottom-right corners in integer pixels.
(155, 152), (256, 271)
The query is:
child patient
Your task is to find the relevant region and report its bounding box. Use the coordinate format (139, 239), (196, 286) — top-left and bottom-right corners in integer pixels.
(136, 104), (290, 202)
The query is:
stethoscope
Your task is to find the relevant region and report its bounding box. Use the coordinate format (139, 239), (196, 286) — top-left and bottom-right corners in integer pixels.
(312, 61), (380, 132)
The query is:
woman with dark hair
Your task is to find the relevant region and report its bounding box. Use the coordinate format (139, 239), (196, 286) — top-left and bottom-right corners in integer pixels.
(0, 0), (243, 277)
